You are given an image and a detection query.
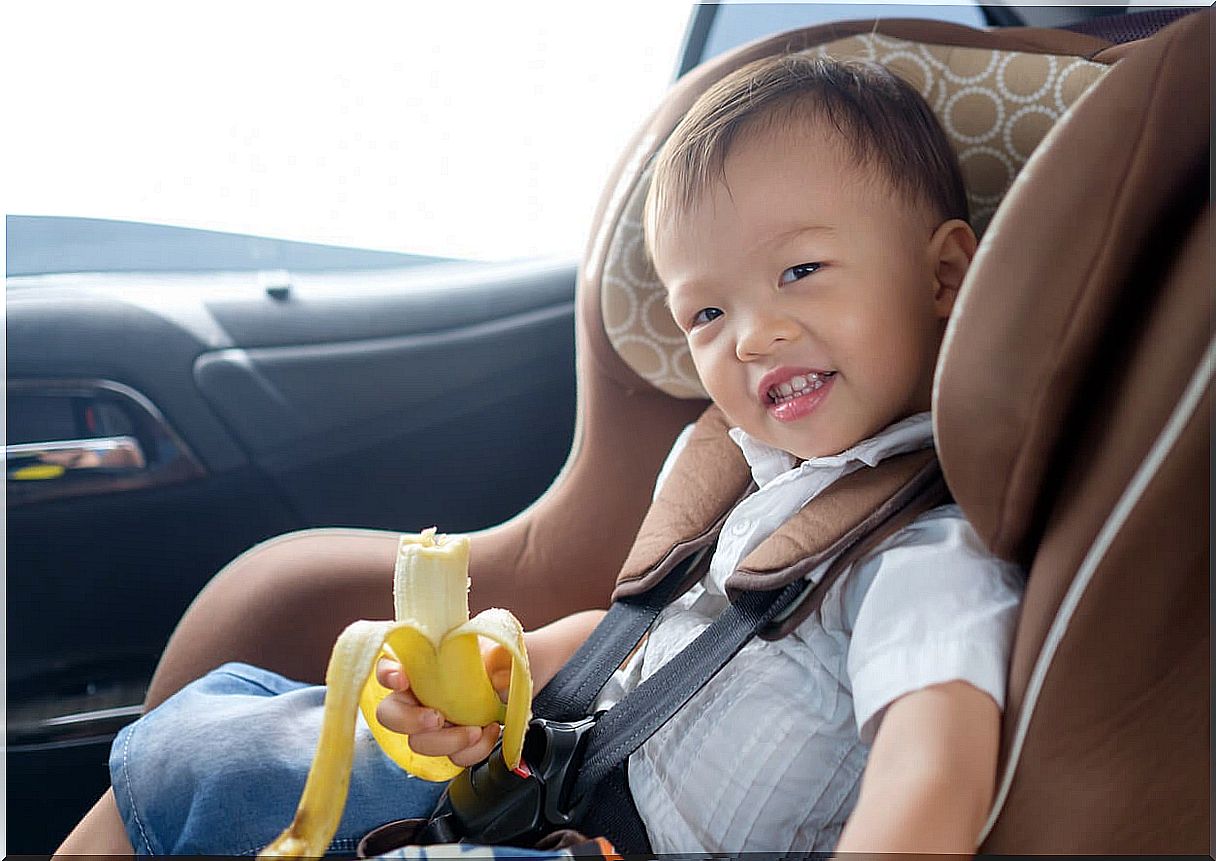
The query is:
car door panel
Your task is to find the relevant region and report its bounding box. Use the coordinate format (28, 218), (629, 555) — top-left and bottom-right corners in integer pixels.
(194, 300), (575, 528)
(6, 463), (301, 853)
(202, 261), (575, 346)
(6, 256), (578, 852)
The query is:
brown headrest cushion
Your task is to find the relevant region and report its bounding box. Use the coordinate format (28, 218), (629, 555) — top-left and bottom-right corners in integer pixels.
(933, 10), (1209, 561)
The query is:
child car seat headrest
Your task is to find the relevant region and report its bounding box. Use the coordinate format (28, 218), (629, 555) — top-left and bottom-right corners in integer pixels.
(583, 20), (1114, 401)
(933, 11), (1209, 562)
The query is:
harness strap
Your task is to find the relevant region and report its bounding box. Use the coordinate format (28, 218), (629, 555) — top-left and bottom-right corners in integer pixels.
(532, 547), (708, 721)
(758, 459), (950, 639)
(529, 460), (949, 853)
(570, 577), (807, 854)
(571, 578), (806, 800)
(574, 757), (647, 854)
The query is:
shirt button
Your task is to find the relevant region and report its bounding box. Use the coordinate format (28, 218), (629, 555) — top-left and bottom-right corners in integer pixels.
(730, 519), (751, 535)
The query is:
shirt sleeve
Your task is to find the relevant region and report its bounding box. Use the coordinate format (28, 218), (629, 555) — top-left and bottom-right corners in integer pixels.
(652, 422), (696, 501)
(845, 505), (1025, 745)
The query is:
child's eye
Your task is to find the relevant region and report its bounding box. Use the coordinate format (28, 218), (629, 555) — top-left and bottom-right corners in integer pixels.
(690, 307), (723, 328)
(779, 262), (822, 285)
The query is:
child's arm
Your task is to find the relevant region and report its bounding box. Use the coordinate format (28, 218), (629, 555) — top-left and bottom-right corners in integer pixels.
(376, 609), (608, 766)
(834, 680), (1000, 856)
(487, 608), (608, 693)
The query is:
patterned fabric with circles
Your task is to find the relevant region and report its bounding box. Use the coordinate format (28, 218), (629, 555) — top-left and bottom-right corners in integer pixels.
(602, 32), (1110, 400)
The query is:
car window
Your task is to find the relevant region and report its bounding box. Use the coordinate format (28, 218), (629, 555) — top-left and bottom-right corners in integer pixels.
(681, 3), (1204, 73)
(695, 2), (985, 66)
(4, 4), (691, 266)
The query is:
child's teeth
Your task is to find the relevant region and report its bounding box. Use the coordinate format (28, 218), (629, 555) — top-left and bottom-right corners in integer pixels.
(767, 373), (831, 404)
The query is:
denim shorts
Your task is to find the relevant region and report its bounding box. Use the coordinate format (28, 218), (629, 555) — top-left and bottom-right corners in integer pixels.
(110, 661), (450, 856)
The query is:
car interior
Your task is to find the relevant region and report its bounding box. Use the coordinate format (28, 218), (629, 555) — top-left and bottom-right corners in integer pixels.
(7, 3), (1209, 853)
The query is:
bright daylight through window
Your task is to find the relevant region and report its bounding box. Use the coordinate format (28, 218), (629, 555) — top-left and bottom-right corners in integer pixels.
(6, 3), (691, 262)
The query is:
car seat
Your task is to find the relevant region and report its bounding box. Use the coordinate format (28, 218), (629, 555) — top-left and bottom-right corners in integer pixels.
(142, 10), (1209, 853)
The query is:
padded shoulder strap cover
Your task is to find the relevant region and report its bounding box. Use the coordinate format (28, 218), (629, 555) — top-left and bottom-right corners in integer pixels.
(728, 448), (939, 594)
(613, 407), (948, 610)
(613, 406), (752, 600)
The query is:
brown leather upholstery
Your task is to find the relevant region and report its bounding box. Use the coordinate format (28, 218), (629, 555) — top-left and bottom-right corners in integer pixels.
(608, 404), (950, 642)
(608, 402), (942, 597)
(934, 12), (1210, 851)
(936, 11), (1209, 564)
(144, 10), (1209, 853)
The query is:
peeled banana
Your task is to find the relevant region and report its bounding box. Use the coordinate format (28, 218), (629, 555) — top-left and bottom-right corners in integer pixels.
(258, 528), (532, 858)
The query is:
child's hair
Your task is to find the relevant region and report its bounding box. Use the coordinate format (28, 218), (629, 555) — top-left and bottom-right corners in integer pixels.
(644, 54), (969, 257)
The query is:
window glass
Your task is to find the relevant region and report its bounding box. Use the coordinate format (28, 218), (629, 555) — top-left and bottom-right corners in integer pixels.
(5, 3), (691, 262)
(697, 1), (1205, 64)
(699, 2), (985, 65)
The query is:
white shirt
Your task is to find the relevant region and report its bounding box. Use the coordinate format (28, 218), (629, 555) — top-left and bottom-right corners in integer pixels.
(592, 413), (1024, 854)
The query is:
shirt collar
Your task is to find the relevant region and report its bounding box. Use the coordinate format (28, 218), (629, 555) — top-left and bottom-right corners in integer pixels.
(727, 412), (935, 489)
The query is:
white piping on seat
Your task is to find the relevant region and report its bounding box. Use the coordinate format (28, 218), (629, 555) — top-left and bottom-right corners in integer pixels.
(977, 332), (1216, 845)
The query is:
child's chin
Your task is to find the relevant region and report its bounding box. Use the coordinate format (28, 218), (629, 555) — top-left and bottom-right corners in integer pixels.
(747, 412), (854, 460)
(776, 425), (858, 461)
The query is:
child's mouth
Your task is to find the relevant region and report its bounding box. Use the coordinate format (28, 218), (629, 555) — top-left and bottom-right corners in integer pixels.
(765, 371), (834, 404)
(765, 371), (836, 422)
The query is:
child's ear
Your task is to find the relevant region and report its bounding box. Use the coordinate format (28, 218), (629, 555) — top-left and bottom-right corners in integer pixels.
(927, 218), (978, 318)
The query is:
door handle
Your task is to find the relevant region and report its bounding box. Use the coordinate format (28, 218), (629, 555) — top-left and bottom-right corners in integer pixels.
(7, 378), (205, 505)
(7, 435), (148, 480)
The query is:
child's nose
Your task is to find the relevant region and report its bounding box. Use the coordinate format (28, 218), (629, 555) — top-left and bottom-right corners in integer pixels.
(735, 309), (800, 360)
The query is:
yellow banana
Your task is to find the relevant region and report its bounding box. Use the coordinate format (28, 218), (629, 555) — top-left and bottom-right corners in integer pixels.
(259, 528), (532, 858)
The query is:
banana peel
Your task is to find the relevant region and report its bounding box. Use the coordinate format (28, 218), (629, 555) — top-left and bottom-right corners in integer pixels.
(259, 528), (532, 858)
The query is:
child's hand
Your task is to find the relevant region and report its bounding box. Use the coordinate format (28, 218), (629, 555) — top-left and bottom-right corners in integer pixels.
(373, 657), (502, 768)
(373, 612), (604, 768)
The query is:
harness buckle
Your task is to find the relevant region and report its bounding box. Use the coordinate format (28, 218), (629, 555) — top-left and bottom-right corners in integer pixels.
(417, 714), (601, 847)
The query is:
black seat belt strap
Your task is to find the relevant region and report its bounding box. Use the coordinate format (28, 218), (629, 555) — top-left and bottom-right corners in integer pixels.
(532, 548), (709, 721)
(570, 577), (806, 802)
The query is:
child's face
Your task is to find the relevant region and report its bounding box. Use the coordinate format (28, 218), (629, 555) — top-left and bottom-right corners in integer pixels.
(652, 118), (973, 460)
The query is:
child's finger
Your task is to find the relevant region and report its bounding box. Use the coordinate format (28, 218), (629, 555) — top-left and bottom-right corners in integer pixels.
(489, 668), (512, 701)
(375, 657), (409, 691)
(448, 723), (501, 768)
(375, 693), (442, 736)
(405, 723), (490, 759)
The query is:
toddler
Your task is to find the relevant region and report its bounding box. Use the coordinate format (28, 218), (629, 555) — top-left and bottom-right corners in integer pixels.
(58, 55), (1022, 857)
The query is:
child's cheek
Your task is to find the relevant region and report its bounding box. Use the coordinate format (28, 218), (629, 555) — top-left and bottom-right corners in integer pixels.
(823, 301), (872, 360)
